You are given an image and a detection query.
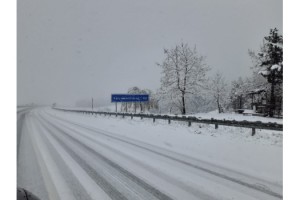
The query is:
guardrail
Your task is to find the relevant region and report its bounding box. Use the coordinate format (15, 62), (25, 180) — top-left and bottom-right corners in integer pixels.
(53, 107), (283, 136)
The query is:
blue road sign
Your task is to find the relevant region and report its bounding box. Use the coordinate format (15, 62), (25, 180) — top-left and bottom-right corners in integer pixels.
(111, 94), (149, 102)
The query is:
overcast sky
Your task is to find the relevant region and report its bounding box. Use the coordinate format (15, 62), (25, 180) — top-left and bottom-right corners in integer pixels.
(17, 0), (282, 106)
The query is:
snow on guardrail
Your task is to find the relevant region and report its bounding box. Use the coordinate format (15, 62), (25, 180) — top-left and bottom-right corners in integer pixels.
(53, 107), (283, 136)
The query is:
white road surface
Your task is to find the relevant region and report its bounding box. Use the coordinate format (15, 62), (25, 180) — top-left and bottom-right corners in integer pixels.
(17, 107), (282, 200)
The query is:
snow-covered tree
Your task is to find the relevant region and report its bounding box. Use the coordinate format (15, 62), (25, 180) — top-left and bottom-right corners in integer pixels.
(127, 86), (141, 113)
(123, 87), (159, 113)
(249, 28), (283, 116)
(207, 72), (228, 113)
(157, 43), (210, 115)
(229, 77), (248, 110)
(143, 89), (159, 112)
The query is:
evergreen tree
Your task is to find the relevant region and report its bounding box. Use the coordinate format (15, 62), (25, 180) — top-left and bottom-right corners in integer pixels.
(249, 28), (283, 117)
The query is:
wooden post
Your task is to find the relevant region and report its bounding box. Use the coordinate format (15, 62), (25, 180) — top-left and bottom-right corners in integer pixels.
(153, 118), (155, 123)
(215, 124), (218, 129)
(252, 128), (256, 136)
(168, 119), (171, 124)
(131, 115), (133, 119)
(188, 121), (192, 127)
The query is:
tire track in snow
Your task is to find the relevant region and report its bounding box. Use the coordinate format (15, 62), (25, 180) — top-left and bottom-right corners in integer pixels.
(37, 117), (128, 200)
(33, 118), (96, 200)
(17, 109), (29, 158)
(31, 113), (112, 200)
(26, 114), (76, 200)
(38, 114), (174, 200)
(45, 110), (283, 199)
(43, 114), (219, 200)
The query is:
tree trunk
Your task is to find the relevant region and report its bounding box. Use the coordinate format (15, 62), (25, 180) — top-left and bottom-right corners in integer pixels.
(217, 97), (221, 113)
(239, 96), (242, 109)
(269, 81), (276, 117)
(182, 92), (186, 115)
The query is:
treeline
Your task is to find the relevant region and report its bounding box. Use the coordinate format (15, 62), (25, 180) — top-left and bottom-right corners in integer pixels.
(126, 28), (283, 117)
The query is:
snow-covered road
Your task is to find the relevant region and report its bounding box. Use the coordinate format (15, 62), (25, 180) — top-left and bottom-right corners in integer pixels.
(17, 108), (282, 200)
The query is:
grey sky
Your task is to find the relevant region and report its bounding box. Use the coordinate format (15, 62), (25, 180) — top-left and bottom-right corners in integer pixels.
(17, 0), (282, 106)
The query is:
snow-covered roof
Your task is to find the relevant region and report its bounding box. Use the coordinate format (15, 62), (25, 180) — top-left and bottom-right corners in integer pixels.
(271, 64), (282, 71)
(258, 70), (270, 76)
(247, 88), (266, 94)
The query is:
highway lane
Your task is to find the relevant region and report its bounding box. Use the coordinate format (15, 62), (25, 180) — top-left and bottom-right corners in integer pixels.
(17, 108), (282, 200)
(17, 106), (34, 158)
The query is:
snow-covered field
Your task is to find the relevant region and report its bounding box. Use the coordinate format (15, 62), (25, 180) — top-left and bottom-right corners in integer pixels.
(17, 107), (282, 200)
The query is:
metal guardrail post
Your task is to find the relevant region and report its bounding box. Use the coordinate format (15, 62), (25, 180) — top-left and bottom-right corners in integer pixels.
(252, 128), (256, 136)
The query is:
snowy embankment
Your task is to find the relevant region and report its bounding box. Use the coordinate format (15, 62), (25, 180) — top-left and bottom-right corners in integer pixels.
(189, 110), (282, 124)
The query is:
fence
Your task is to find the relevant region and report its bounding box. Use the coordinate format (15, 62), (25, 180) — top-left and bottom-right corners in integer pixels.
(53, 107), (283, 136)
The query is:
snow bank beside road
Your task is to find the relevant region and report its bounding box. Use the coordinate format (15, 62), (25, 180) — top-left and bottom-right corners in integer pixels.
(188, 110), (282, 124)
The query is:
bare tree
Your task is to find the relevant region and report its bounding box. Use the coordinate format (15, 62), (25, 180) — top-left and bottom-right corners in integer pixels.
(207, 72), (228, 113)
(157, 43), (210, 115)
